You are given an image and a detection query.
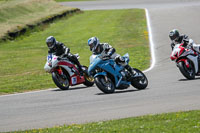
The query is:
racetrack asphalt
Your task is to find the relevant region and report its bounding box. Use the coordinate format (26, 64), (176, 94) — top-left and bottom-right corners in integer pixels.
(1, 0), (200, 132)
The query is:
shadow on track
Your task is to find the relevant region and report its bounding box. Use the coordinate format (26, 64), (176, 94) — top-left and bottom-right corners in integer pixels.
(52, 86), (91, 91)
(178, 77), (200, 81)
(95, 88), (148, 95)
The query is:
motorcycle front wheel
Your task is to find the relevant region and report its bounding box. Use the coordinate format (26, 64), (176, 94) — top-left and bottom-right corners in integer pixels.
(177, 61), (195, 80)
(95, 75), (115, 94)
(52, 72), (70, 90)
(131, 68), (148, 90)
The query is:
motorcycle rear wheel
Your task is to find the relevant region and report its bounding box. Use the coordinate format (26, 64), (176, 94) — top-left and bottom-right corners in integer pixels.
(178, 61), (195, 80)
(131, 68), (148, 90)
(82, 66), (94, 87)
(52, 72), (70, 90)
(95, 75), (115, 94)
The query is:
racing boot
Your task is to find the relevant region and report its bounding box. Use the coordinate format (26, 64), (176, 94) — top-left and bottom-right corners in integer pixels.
(77, 65), (84, 76)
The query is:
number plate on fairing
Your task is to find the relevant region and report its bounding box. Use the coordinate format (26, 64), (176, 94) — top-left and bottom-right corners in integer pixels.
(72, 77), (77, 85)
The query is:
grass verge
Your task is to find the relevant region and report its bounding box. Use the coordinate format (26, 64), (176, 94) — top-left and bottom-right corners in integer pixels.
(0, 0), (76, 40)
(12, 110), (200, 133)
(0, 9), (150, 94)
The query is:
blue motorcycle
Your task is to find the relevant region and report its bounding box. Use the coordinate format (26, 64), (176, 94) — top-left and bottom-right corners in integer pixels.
(88, 53), (148, 94)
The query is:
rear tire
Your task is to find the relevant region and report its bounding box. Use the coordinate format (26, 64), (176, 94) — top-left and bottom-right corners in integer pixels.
(178, 61), (195, 80)
(52, 72), (70, 90)
(131, 68), (148, 90)
(95, 75), (115, 94)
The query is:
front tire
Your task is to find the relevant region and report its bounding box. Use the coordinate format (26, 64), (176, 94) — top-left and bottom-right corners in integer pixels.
(95, 75), (115, 94)
(177, 61), (195, 80)
(131, 68), (148, 90)
(52, 72), (70, 90)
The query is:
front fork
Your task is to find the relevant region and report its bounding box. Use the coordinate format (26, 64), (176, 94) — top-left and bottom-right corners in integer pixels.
(104, 75), (109, 82)
(56, 67), (63, 75)
(56, 67), (67, 79)
(177, 59), (190, 68)
(177, 56), (199, 74)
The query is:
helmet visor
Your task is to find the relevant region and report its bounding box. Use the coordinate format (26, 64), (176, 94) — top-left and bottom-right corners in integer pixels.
(174, 37), (179, 41)
(172, 37), (180, 45)
(47, 42), (53, 48)
(169, 35), (176, 41)
(89, 43), (94, 51)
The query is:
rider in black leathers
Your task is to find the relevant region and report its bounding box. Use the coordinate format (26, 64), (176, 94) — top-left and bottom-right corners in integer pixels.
(46, 36), (83, 74)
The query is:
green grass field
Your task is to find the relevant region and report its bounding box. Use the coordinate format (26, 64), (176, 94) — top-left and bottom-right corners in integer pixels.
(13, 110), (200, 133)
(0, 9), (150, 94)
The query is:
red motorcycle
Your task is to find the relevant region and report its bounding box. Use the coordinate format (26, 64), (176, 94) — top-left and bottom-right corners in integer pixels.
(44, 54), (94, 90)
(170, 43), (200, 79)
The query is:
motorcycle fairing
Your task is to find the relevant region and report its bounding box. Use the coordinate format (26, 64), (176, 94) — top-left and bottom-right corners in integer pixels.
(177, 59), (190, 68)
(89, 53), (133, 89)
(187, 55), (199, 73)
(58, 61), (79, 76)
(170, 44), (185, 60)
(70, 75), (85, 86)
(94, 58), (131, 87)
(94, 71), (107, 78)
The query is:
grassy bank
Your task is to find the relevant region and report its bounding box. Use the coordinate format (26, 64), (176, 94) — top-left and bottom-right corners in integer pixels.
(0, 0), (76, 40)
(12, 110), (200, 133)
(0, 9), (150, 94)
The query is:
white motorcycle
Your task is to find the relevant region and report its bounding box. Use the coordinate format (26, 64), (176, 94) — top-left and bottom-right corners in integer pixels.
(170, 42), (200, 79)
(44, 54), (94, 90)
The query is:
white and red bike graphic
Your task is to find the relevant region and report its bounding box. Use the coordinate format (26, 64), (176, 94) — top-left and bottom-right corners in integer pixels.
(44, 54), (94, 90)
(170, 43), (200, 79)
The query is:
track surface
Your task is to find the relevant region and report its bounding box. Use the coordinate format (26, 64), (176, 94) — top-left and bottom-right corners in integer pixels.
(1, 0), (200, 132)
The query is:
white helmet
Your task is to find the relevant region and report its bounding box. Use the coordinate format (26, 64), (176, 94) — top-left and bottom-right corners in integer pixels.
(88, 37), (100, 52)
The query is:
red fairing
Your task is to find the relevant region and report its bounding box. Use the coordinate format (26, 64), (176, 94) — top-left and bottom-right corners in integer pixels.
(178, 45), (185, 56)
(170, 53), (177, 60)
(58, 61), (74, 67)
(177, 58), (186, 63)
(177, 59), (190, 68)
(58, 61), (85, 85)
(170, 43), (185, 60)
(58, 61), (79, 73)
(70, 74), (85, 86)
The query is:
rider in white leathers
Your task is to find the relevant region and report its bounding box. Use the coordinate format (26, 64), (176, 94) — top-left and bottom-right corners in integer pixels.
(87, 37), (135, 76)
(169, 29), (200, 52)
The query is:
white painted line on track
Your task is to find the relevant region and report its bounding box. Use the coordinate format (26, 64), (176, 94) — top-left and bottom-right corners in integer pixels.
(0, 88), (56, 98)
(143, 9), (156, 73)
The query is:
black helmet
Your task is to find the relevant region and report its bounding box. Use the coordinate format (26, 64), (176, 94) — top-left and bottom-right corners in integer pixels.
(46, 36), (56, 49)
(169, 29), (180, 41)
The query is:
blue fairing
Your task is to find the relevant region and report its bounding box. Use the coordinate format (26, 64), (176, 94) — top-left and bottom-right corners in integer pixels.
(88, 53), (131, 88)
(94, 72), (107, 78)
